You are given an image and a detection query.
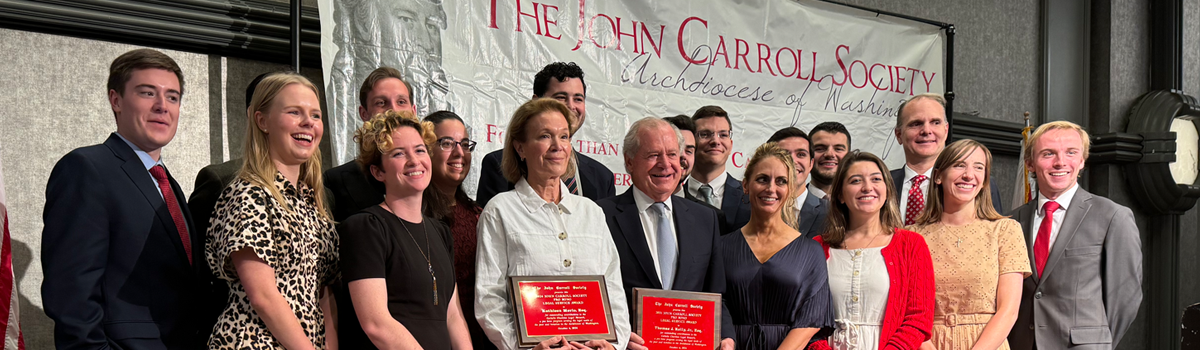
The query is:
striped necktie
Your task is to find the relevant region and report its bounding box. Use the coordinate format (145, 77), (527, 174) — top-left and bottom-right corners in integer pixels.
(564, 176), (580, 196)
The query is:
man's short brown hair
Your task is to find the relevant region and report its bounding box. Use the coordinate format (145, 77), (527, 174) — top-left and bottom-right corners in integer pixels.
(107, 48), (184, 96)
(358, 67), (411, 107)
(691, 105), (734, 131)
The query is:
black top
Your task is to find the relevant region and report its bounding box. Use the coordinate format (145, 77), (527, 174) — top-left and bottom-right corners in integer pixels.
(338, 205), (456, 350)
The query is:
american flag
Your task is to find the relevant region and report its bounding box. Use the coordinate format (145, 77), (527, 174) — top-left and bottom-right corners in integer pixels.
(0, 149), (26, 350)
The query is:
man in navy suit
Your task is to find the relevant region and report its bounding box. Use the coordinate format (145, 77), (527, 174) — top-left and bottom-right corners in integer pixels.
(683, 106), (751, 231)
(596, 118), (734, 350)
(42, 49), (211, 349)
(323, 66), (412, 221)
(807, 121), (850, 200)
(663, 115), (733, 234)
(767, 127), (827, 238)
(476, 62), (615, 207)
(891, 93), (1003, 225)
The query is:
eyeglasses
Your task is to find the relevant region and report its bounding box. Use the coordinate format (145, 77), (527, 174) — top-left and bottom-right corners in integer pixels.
(438, 138), (477, 152)
(697, 131), (732, 141)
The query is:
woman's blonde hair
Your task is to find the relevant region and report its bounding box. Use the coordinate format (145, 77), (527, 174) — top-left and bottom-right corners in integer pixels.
(915, 140), (1005, 225)
(741, 142), (799, 228)
(501, 98), (578, 183)
(238, 72), (330, 221)
(821, 151), (902, 248)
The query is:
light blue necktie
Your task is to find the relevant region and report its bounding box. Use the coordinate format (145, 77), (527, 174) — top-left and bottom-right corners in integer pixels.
(652, 202), (677, 290)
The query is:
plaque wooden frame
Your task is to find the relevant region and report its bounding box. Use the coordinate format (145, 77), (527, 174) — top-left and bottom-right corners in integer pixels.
(509, 275), (618, 347)
(633, 288), (722, 350)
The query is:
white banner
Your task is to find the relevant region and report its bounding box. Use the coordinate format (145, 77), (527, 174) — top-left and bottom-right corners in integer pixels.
(319, 0), (945, 195)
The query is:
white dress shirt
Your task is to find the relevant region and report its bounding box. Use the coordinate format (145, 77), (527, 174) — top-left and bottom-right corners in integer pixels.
(632, 186), (677, 282)
(115, 132), (166, 200)
(792, 187), (811, 223)
(1030, 183), (1080, 251)
(475, 178), (631, 350)
(899, 165), (933, 214)
(808, 183), (828, 200)
(687, 172), (729, 207)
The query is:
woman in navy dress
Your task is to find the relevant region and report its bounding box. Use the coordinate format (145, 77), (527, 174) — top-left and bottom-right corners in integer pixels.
(722, 142), (834, 350)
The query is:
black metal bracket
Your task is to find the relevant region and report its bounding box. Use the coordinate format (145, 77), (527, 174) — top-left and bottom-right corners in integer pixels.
(948, 112), (1024, 156)
(1089, 132), (1146, 164)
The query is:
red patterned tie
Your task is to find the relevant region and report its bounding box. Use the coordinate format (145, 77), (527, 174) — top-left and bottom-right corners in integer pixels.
(903, 175), (927, 226)
(1033, 201), (1060, 277)
(149, 165), (192, 264)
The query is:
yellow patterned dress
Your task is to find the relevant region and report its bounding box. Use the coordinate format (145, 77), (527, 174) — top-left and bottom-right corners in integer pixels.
(909, 219), (1030, 350)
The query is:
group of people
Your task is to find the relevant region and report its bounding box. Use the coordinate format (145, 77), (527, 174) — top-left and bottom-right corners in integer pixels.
(39, 47), (1143, 350)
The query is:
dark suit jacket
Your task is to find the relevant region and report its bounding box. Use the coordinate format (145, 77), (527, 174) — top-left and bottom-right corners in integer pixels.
(475, 150), (615, 208)
(42, 133), (211, 349)
(681, 191), (732, 235)
(186, 158), (241, 342)
(324, 160), (385, 222)
(1007, 189), (1142, 350)
(595, 189), (735, 340)
(796, 192), (828, 239)
(890, 168), (1005, 214)
(684, 175), (751, 232)
(188, 159), (242, 239)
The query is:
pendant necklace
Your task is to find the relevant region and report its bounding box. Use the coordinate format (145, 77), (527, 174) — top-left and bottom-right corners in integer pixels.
(940, 222), (967, 248)
(385, 203), (438, 305)
(400, 220), (437, 305)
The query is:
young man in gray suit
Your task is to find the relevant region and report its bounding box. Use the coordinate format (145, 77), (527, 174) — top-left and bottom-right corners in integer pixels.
(766, 127), (827, 238)
(1008, 121), (1143, 350)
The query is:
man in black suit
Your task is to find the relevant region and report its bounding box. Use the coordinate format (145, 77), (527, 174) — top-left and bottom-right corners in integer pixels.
(663, 115), (732, 234)
(683, 106), (751, 231)
(595, 118), (734, 350)
(475, 62), (615, 207)
(324, 66), (413, 221)
(189, 71), (273, 241)
(808, 121), (850, 200)
(42, 49), (211, 349)
(767, 127), (827, 238)
(892, 93), (1003, 226)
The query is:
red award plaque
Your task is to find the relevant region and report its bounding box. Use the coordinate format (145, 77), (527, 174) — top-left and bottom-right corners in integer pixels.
(509, 276), (618, 347)
(634, 288), (722, 350)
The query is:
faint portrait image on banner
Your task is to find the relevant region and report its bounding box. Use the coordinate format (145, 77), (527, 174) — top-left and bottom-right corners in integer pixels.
(319, 0), (946, 197)
(320, 0), (452, 164)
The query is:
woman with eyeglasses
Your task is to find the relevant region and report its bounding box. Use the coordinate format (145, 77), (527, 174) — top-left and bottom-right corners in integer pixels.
(421, 111), (493, 350)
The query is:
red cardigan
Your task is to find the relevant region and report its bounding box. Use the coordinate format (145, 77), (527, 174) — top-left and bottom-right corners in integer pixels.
(807, 228), (934, 350)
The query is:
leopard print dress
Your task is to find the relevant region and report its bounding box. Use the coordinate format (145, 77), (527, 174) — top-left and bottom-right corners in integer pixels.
(206, 172), (339, 349)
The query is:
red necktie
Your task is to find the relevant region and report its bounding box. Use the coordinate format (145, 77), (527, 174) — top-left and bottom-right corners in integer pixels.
(149, 165), (193, 264)
(1033, 201), (1060, 277)
(903, 175), (927, 226)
